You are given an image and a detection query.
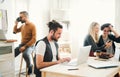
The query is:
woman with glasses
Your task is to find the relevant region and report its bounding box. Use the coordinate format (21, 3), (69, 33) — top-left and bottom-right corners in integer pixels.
(98, 23), (120, 56)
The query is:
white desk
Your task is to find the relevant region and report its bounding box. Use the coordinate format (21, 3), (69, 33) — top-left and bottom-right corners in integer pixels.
(41, 57), (120, 77)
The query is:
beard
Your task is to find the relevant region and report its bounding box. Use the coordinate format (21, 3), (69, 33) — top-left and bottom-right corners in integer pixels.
(51, 35), (58, 42)
(21, 20), (26, 23)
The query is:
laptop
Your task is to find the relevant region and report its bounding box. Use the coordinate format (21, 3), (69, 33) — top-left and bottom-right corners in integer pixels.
(88, 58), (120, 69)
(87, 48), (120, 69)
(63, 45), (91, 66)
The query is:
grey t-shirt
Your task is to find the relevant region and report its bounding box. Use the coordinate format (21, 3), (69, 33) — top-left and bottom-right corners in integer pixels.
(103, 38), (114, 54)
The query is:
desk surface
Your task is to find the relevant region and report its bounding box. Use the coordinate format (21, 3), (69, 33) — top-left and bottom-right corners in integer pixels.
(41, 57), (120, 77)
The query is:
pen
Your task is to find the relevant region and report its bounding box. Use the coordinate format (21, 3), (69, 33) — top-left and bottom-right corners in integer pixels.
(68, 68), (79, 71)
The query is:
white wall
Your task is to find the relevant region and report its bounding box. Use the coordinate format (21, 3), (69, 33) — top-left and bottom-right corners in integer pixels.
(69, 0), (115, 58)
(48, 0), (115, 58)
(29, 0), (50, 40)
(0, 0), (20, 73)
(0, 0), (50, 72)
(115, 0), (120, 33)
(0, 0), (118, 70)
(0, 0), (29, 43)
(0, 0), (30, 72)
(0, 0), (15, 38)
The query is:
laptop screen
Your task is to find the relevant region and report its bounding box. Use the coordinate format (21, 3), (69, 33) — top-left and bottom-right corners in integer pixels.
(77, 45), (91, 65)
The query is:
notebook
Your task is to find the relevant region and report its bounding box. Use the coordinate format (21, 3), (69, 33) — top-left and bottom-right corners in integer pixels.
(88, 59), (120, 69)
(63, 45), (91, 66)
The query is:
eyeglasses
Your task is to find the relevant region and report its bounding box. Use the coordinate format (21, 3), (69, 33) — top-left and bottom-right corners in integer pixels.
(103, 30), (109, 32)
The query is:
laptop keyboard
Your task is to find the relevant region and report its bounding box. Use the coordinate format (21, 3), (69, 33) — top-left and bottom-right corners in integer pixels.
(62, 58), (77, 66)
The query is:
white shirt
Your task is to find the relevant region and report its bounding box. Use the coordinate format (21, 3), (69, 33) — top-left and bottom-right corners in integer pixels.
(35, 40), (57, 61)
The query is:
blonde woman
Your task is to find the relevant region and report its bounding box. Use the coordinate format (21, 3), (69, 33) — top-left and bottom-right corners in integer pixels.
(83, 22), (108, 56)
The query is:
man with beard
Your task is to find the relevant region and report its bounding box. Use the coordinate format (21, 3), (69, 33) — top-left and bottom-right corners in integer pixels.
(13, 11), (36, 75)
(34, 20), (71, 77)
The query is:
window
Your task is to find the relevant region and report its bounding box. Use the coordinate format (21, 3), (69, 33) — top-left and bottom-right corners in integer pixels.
(0, 9), (8, 33)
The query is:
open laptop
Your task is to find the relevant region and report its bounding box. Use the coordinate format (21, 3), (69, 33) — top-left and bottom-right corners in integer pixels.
(63, 45), (91, 66)
(88, 47), (120, 69)
(88, 58), (120, 69)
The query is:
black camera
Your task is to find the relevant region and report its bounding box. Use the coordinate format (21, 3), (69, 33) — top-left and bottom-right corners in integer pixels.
(16, 17), (25, 23)
(16, 17), (22, 22)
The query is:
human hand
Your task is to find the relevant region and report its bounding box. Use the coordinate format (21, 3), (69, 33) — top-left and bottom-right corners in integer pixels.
(105, 41), (112, 48)
(15, 21), (18, 25)
(99, 52), (113, 59)
(56, 59), (63, 64)
(19, 46), (26, 52)
(109, 54), (114, 58)
(99, 53), (110, 59)
(63, 57), (71, 62)
(109, 25), (114, 32)
(57, 57), (71, 64)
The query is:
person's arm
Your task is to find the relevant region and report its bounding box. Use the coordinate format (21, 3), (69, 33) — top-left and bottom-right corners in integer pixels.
(98, 35), (113, 49)
(36, 54), (59, 69)
(57, 51), (71, 62)
(35, 41), (70, 69)
(13, 21), (22, 34)
(84, 35), (105, 52)
(109, 25), (120, 38)
(24, 24), (36, 47)
(36, 54), (71, 69)
(108, 34), (120, 43)
(35, 41), (56, 69)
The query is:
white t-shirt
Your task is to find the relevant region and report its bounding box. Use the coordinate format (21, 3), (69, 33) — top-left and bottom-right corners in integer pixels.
(35, 40), (57, 61)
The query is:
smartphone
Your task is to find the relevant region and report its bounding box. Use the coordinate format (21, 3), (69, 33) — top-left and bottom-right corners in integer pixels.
(108, 40), (111, 43)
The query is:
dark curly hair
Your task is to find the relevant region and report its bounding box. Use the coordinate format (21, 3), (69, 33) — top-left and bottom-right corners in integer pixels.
(47, 20), (63, 32)
(101, 23), (111, 31)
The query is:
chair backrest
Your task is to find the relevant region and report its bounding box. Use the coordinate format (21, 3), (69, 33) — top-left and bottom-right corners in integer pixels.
(35, 40), (41, 47)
